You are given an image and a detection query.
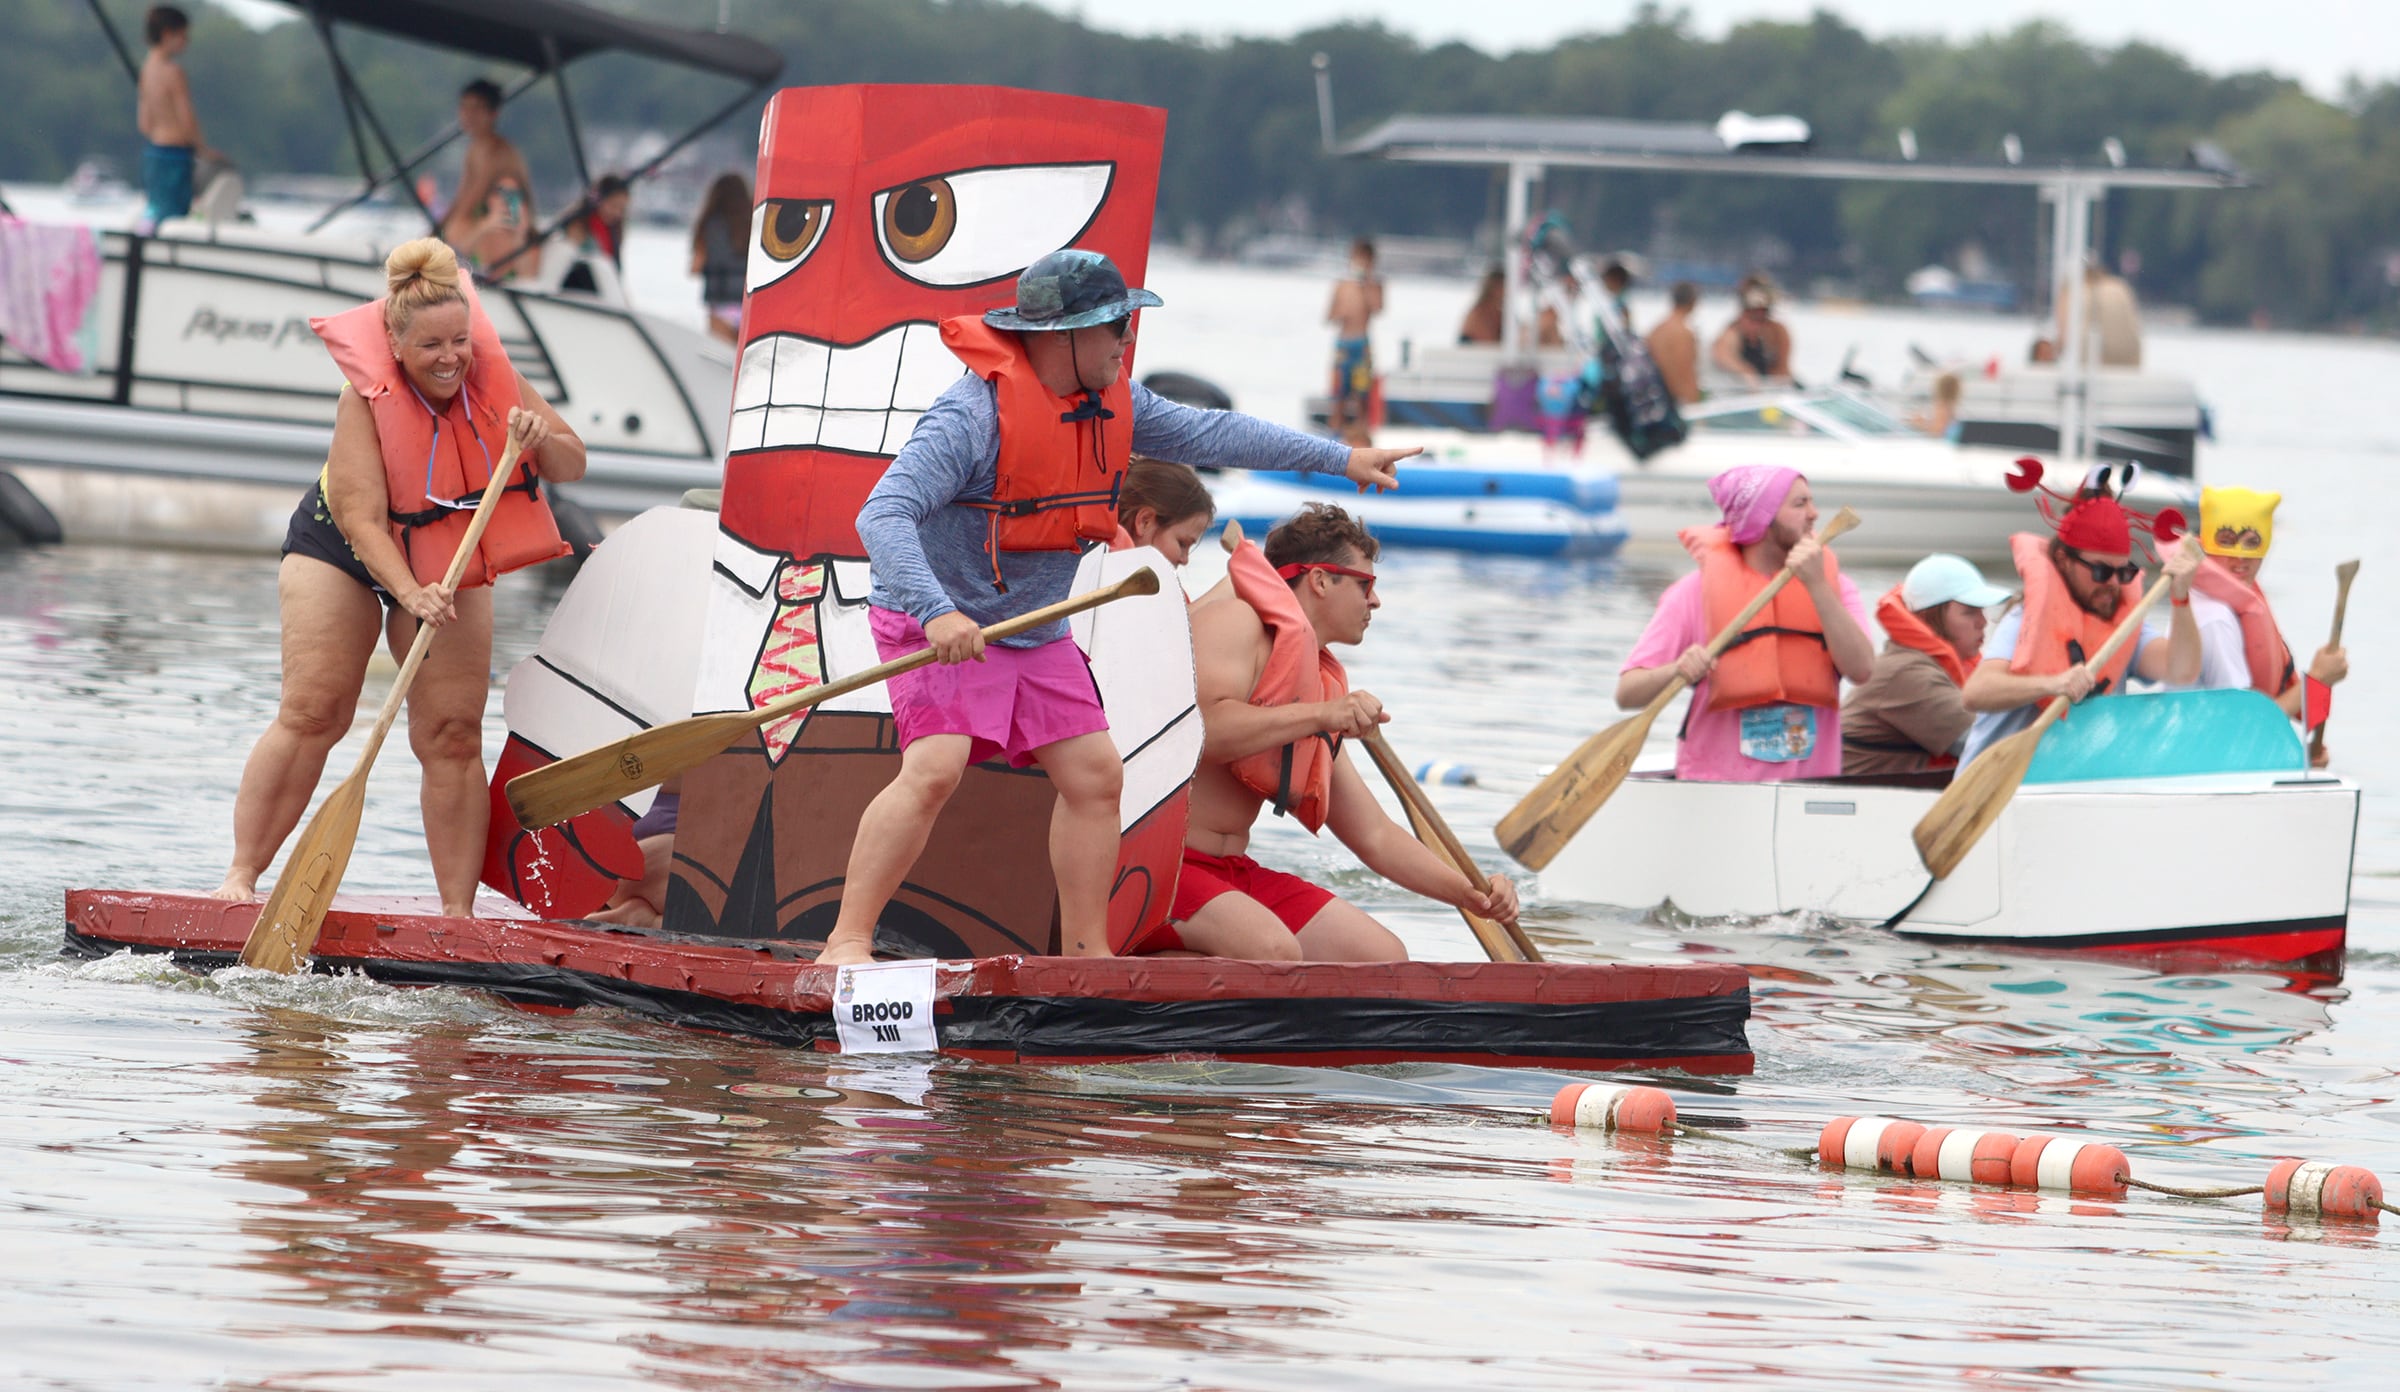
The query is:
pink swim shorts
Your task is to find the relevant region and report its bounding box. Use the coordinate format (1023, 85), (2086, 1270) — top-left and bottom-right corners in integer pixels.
(869, 606), (1109, 767)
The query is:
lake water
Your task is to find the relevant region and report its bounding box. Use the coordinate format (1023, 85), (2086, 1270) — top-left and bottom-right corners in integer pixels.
(7, 231), (2400, 1388)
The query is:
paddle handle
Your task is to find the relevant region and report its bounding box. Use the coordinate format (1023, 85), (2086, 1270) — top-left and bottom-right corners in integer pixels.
(1647, 506), (1861, 714)
(354, 434), (527, 767)
(1359, 728), (1538, 963)
(2025, 564), (2177, 741)
(2308, 560), (2359, 761)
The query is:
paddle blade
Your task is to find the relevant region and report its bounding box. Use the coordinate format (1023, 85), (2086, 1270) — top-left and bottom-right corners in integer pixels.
(507, 709), (760, 830)
(1494, 711), (1654, 871)
(1395, 779), (1523, 962)
(1911, 728), (2039, 879)
(238, 776), (366, 972)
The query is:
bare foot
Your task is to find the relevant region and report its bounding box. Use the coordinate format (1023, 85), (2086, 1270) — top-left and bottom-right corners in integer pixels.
(813, 938), (875, 967)
(440, 900), (477, 920)
(210, 871), (262, 903)
(587, 898), (661, 928)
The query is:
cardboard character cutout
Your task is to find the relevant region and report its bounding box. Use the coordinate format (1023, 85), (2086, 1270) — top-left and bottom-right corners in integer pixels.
(665, 85), (1192, 958)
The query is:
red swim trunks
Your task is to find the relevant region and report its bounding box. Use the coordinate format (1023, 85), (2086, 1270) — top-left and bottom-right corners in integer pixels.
(1150, 846), (1336, 952)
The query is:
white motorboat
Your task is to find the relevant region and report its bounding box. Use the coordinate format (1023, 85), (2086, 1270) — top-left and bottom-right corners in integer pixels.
(0, 0), (782, 553)
(1529, 690), (2354, 971)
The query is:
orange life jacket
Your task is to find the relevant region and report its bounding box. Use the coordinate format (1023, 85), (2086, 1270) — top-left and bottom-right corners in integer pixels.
(2191, 556), (2297, 696)
(1222, 540), (1348, 834)
(1873, 586), (1970, 688)
(942, 316), (1130, 588)
(311, 276), (567, 589)
(1681, 525), (1841, 712)
(1996, 531), (2139, 693)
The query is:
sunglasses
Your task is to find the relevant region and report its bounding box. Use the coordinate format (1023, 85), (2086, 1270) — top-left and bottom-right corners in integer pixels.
(1276, 561), (1377, 598)
(1099, 314), (1134, 339)
(2062, 548), (2141, 585)
(2213, 525), (2264, 550)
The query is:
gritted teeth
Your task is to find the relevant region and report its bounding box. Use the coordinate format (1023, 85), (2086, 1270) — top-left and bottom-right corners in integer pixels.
(727, 323), (961, 456)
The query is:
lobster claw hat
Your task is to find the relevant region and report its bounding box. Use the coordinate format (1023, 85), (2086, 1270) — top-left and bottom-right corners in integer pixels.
(2005, 457), (2185, 556)
(2199, 486), (2279, 558)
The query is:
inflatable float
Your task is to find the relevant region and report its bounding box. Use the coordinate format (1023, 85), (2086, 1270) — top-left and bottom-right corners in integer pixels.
(67, 85), (1752, 1075)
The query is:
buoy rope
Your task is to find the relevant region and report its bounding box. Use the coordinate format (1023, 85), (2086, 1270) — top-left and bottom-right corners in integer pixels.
(2123, 1176), (2265, 1201)
(1669, 1119), (1821, 1161)
(2379, 1197), (2400, 1218)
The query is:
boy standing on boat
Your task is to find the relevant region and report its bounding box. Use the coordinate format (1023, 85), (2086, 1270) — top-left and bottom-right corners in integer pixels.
(1618, 465), (1875, 782)
(1166, 503), (1519, 960)
(1958, 473), (2204, 766)
(1327, 239), (1383, 438)
(818, 251), (1417, 966)
(135, 7), (220, 234)
(1841, 555), (2013, 776)
(2179, 486), (2346, 762)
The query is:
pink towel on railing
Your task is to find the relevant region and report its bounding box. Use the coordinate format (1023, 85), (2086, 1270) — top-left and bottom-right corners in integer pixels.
(0, 216), (105, 374)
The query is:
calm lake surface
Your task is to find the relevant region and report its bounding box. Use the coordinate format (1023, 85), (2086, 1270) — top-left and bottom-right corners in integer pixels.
(7, 247), (2400, 1389)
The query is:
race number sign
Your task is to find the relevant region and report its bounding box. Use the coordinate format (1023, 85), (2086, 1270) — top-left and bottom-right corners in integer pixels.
(831, 959), (938, 1054)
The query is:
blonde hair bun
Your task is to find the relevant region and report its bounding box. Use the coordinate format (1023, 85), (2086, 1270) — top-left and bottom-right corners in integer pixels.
(382, 236), (466, 334)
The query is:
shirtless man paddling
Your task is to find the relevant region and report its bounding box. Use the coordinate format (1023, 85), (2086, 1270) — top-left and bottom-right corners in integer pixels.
(1163, 504), (1520, 961)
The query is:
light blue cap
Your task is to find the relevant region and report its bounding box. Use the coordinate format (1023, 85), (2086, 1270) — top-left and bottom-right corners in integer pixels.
(1901, 553), (2013, 610)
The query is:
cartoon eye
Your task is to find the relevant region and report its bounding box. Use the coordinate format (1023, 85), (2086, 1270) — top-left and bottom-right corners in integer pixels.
(749, 198), (830, 291)
(870, 163), (1114, 288)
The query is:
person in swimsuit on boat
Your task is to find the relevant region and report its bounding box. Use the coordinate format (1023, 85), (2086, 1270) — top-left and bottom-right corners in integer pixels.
(1710, 275), (1792, 388)
(135, 6), (221, 234)
(817, 250), (1414, 966)
(1617, 465), (1875, 782)
(1645, 280), (1702, 404)
(1163, 503), (1519, 961)
(1326, 238), (1382, 437)
(689, 171), (751, 344)
(441, 79), (539, 280)
(212, 238), (586, 917)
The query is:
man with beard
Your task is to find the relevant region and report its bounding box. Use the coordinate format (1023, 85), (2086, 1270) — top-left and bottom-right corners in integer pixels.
(1958, 481), (2204, 766)
(1618, 465), (1875, 781)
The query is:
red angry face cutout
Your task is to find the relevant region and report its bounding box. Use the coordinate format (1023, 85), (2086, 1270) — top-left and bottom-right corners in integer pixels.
(720, 85), (1167, 559)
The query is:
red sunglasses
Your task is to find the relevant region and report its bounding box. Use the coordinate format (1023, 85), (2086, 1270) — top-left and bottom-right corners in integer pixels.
(1276, 561), (1377, 597)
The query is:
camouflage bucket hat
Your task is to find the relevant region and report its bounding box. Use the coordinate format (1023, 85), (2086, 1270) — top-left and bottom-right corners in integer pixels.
(984, 248), (1164, 332)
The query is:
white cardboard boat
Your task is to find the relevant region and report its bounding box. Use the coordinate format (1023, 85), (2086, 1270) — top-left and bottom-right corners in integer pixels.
(1531, 691), (2355, 971)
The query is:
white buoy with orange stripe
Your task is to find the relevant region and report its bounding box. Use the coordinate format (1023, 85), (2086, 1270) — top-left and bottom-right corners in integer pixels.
(1549, 1083), (1676, 1134)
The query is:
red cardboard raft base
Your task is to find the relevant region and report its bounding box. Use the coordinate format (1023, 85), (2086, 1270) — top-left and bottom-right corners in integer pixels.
(64, 889), (1751, 1075)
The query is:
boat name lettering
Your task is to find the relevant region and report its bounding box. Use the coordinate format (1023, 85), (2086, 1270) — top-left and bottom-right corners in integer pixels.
(849, 1000), (914, 1023)
(181, 308), (318, 349)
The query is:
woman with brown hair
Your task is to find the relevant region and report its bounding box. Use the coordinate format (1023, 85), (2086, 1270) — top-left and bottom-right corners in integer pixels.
(690, 171), (752, 343)
(1114, 456), (1216, 564)
(213, 237), (586, 916)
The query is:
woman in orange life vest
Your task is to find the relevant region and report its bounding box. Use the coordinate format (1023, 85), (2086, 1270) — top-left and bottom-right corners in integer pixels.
(1617, 465), (1876, 781)
(1956, 461), (2203, 767)
(212, 238), (584, 916)
(1841, 554), (2014, 776)
(2180, 485), (2348, 762)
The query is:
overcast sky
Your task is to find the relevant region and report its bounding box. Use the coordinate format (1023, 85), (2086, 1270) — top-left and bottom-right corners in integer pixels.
(1048, 0), (2393, 100)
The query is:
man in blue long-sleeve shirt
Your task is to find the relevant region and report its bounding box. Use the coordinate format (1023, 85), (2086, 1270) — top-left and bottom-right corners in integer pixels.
(817, 250), (1417, 964)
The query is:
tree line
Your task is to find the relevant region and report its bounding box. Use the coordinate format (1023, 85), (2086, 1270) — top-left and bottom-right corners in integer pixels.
(8, 0), (2398, 329)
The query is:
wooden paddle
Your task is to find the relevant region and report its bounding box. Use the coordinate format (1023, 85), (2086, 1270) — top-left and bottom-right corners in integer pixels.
(240, 430), (529, 973)
(1360, 728), (1540, 963)
(1911, 565), (2176, 880)
(2306, 559), (2359, 765)
(1495, 506), (1861, 870)
(507, 566), (1163, 830)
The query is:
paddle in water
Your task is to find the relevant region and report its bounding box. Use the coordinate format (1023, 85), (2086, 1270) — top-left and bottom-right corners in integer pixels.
(239, 429), (530, 973)
(1911, 564), (2177, 880)
(2307, 559), (2358, 766)
(1495, 507), (1860, 871)
(507, 567), (1163, 830)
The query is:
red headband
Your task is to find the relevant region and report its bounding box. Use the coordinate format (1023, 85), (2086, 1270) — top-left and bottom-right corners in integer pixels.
(2006, 457), (2184, 557)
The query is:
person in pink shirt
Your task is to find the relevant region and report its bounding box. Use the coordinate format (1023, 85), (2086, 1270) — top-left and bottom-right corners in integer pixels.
(1617, 465), (1874, 781)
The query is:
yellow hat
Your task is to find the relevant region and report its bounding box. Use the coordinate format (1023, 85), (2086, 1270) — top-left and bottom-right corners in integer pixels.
(2199, 486), (2279, 558)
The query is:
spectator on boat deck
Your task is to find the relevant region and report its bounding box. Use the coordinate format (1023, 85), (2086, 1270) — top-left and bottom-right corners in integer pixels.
(2175, 486), (2347, 766)
(1112, 457), (1215, 566)
(1158, 504), (1518, 960)
(1957, 478), (2203, 767)
(1327, 238), (1383, 437)
(1459, 268), (1504, 344)
(1618, 466), (1874, 782)
(689, 171), (751, 344)
(2057, 260), (2143, 368)
(135, 6), (222, 234)
(563, 173), (630, 269)
(1711, 275), (1792, 388)
(1910, 372), (1962, 439)
(441, 78), (539, 279)
(1645, 280), (1702, 405)
(213, 238), (585, 917)
(1842, 555), (2014, 776)
(1599, 258), (1635, 336)
(816, 250), (1416, 966)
